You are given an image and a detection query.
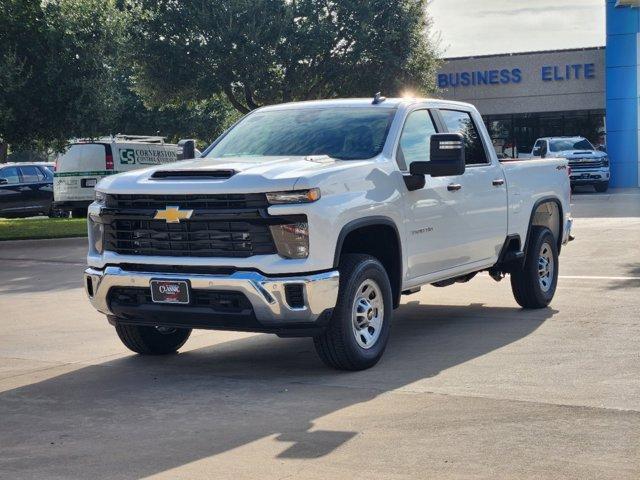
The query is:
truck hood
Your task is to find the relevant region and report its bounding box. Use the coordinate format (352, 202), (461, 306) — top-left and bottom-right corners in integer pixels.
(96, 155), (372, 195)
(551, 150), (606, 159)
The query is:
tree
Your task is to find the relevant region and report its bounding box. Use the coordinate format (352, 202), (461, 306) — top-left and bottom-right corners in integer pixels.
(130, 0), (440, 114)
(0, 0), (235, 161)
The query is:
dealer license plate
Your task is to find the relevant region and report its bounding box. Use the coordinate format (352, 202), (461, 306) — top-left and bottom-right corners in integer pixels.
(150, 279), (190, 304)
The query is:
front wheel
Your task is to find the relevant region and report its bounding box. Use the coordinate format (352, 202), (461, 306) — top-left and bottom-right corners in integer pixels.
(594, 181), (609, 193)
(314, 254), (393, 370)
(115, 324), (191, 355)
(510, 226), (559, 309)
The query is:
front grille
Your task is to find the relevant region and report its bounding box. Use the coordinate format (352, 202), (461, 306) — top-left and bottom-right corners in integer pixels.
(103, 219), (276, 257)
(109, 193), (268, 210)
(108, 287), (252, 313)
(568, 159), (604, 170)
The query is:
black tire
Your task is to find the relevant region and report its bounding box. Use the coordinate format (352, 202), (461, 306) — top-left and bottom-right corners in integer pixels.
(510, 226), (559, 309)
(594, 181), (609, 193)
(71, 207), (88, 218)
(115, 324), (191, 355)
(313, 254), (393, 371)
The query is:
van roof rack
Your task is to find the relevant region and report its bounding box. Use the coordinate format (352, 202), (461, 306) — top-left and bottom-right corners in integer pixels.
(113, 134), (167, 143)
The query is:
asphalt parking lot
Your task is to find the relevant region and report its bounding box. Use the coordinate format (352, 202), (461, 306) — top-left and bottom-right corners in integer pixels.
(1, 190), (639, 480)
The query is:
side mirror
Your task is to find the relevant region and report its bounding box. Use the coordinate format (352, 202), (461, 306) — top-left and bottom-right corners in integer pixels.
(177, 139), (196, 160)
(0, 178), (7, 185)
(532, 147), (541, 157)
(409, 133), (465, 177)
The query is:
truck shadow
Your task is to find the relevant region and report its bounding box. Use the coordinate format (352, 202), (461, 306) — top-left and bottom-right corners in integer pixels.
(0, 302), (555, 478)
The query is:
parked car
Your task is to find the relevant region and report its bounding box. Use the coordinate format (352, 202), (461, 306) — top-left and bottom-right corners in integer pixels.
(530, 136), (609, 192)
(84, 97), (572, 370)
(0, 162), (55, 218)
(54, 136), (196, 217)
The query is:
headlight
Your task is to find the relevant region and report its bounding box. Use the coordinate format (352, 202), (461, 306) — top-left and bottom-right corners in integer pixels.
(95, 190), (107, 205)
(266, 188), (320, 205)
(270, 222), (309, 258)
(88, 216), (104, 254)
(602, 156), (609, 167)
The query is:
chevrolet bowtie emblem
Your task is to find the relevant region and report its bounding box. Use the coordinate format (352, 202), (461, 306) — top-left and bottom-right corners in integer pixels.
(154, 206), (194, 223)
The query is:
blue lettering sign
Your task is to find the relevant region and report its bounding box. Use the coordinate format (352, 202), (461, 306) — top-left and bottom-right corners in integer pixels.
(437, 63), (595, 88)
(541, 63), (596, 82)
(437, 68), (522, 88)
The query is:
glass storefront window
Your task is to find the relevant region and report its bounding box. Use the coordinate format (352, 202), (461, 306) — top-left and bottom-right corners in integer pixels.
(483, 110), (605, 157)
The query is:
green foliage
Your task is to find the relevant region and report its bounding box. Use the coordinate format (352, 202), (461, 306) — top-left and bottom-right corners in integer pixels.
(0, 0), (440, 153)
(130, 0), (440, 113)
(0, 0), (234, 152)
(0, 217), (87, 240)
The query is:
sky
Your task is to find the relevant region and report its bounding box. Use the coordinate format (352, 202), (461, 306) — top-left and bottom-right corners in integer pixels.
(428, 0), (606, 58)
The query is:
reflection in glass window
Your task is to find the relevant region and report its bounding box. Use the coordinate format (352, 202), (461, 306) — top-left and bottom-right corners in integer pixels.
(440, 110), (488, 165)
(207, 108), (396, 160)
(0, 167), (20, 184)
(19, 166), (43, 183)
(397, 110), (437, 170)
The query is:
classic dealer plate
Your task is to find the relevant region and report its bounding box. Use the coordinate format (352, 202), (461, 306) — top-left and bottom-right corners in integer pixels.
(150, 279), (190, 304)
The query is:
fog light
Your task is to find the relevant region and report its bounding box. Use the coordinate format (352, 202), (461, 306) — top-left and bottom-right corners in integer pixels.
(270, 223), (309, 259)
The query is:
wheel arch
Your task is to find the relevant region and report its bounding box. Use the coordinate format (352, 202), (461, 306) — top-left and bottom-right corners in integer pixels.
(524, 197), (563, 257)
(334, 216), (403, 308)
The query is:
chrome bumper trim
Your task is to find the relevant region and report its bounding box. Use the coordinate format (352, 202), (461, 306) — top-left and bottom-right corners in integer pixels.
(84, 267), (339, 325)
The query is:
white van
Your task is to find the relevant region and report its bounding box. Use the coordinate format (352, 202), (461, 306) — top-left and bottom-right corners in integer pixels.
(54, 136), (196, 216)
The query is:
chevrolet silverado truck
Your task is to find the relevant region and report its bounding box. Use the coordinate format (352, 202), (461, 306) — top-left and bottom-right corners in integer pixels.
(84, 97), (573, 370)
(531, 136), (609, 192)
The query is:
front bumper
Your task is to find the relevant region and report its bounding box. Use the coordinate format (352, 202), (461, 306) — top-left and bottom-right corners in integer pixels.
(570, 168), (609, 184)
(84, 266), (339, 334)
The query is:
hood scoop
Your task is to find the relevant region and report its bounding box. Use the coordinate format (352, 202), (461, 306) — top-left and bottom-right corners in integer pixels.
(150, 169), (236, 180)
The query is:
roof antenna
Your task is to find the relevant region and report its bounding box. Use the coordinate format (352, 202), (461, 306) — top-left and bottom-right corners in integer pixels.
(372, 92), (386, 105)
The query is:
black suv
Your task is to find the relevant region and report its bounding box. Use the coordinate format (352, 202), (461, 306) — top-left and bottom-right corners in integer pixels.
(0, 163), (55, 218)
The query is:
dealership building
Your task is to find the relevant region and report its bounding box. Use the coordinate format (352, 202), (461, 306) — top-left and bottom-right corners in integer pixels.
(436, 0), (640, 188)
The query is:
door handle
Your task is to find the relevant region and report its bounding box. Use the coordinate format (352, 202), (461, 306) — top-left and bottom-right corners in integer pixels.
(447, 183), (462, 192)
(492, 178), (505, 186)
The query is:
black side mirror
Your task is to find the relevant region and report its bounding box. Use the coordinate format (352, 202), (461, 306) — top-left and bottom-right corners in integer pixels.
(532, 147), (541, 156)
(177, 139), (196, 160)
(409, 133), (465, 177)
(0, 178), (7, 185)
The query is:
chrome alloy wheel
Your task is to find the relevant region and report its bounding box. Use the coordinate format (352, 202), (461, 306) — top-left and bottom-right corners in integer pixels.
(352, 279), (384, 349)
(538, 242), (554, 292)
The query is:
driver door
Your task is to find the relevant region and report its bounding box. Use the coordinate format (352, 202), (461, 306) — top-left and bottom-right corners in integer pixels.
(398, 109), (469, 280)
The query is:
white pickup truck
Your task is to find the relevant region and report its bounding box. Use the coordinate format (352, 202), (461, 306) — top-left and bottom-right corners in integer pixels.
(530, 136), (609, 192)
(84, 97), (572, 370)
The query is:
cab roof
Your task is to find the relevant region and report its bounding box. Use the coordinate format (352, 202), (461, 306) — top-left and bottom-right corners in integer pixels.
(258, 97), (476, 111)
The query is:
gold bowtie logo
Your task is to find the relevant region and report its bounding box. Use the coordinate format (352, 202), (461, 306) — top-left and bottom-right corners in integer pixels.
(154, 206), (194, 223)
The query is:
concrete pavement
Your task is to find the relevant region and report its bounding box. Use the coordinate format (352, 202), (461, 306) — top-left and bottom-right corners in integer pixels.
(0, 190), (639, 479)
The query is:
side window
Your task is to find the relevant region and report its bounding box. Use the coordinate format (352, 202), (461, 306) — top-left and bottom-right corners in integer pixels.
(0, 167), (20, 184)
(19, 166), (42, 183)
(440, 109), (488, 165)
(397, 110), (437, 171)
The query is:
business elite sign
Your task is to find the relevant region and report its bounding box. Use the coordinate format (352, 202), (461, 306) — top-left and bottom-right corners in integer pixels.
(438, 63), (597, 89)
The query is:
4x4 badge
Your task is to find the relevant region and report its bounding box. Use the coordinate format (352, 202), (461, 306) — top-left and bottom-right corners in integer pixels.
(154, 206), (194, 223)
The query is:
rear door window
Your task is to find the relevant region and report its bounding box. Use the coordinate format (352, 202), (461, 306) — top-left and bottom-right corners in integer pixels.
(440, 109), (489, 165)
(19, 166), (43, 183)
(0, 167), (21, 184)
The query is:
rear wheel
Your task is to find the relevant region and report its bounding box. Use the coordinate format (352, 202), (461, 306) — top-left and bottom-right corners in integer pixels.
(314, 254), (393, 370)
(510, 226), (558, 309)
(594, 181), (609, 193)
(115, 324), (191, 355)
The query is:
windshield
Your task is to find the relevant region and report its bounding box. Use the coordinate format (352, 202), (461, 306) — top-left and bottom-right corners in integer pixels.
(206, 107), (396, 160)
(549, 138), (594, 152)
